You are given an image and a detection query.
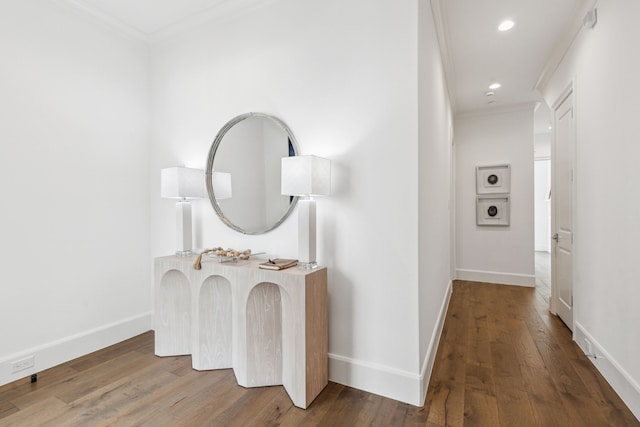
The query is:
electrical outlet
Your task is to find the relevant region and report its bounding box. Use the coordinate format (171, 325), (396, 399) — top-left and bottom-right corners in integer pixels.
(11, 355), (35, 373)
(584, 338), (592, 355)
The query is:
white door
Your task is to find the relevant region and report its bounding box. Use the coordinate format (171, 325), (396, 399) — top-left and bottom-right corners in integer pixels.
(552, 90), (574, 329)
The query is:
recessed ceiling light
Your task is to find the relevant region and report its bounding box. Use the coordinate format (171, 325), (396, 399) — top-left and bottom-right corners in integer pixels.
(498, 20), (515, 31)
(485, 91), (495, 96)
(487, 100), (497, 105)
(489, 83), (501, 90)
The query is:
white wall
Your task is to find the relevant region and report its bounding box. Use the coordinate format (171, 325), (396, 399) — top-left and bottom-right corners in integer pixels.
(455, 107), (535, 286)
(417, 0), (454, 403)
(541, 0), (640, 417)
(0, 0), (151, 386)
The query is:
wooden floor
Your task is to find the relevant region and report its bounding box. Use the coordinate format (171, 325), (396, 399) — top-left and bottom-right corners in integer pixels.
(1, 281), (637, 426)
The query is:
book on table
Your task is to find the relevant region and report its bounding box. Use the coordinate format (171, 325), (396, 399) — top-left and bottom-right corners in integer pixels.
(258, 259), (298, 270)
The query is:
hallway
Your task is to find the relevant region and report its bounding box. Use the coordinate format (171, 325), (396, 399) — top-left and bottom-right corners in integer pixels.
(425, 281), (638, 426)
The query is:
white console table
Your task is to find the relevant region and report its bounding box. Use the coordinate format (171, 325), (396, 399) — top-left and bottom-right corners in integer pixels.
(154, 255), (328, 409)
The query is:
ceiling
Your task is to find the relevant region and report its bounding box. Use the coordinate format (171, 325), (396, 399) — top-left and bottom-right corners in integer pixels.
(67, 0), (589, 121)
(435, 0), (589, 114)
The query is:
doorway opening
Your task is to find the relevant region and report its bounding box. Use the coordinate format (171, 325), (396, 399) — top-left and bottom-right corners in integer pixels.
(534, 102), (552, 303)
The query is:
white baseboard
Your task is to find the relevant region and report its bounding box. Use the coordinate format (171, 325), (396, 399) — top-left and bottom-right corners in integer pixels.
(535, 244), (551, 252)
(329, 280), (453, 407)
(328, 353), (422, 406)
(419, 280), (453, 404)
(574, 323), (640, 420)
(0, 312), (152, 387)
(456, 268), (535, 287)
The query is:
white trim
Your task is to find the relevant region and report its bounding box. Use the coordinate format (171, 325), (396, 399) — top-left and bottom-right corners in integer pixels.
(57, 0), (149, 42)
(58, 0), (272, 44)
(456, 102), (536, 120)
(429, 0), (456, 112)
(535, 0), (599, 93)
(419, 280), (452, 404)
(574, 323), (640, 420)
(535, 244), (551, 253)
(0, 313), (152, 387)
(456, 268), (535, 287)
(328, 354), (422, 406)
(328, 280), (453, 407)
(549, 80), (576, 321)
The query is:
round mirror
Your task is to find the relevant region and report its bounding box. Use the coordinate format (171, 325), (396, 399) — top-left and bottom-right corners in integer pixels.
(205, 113), (298, 234)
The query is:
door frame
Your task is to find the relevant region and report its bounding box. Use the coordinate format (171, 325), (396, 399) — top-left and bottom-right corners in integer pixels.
(549, 80), (577, 327)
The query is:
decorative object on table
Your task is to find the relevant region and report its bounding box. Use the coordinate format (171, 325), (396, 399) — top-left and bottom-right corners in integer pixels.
(161, 166), (204, 256)
(193, 247), (256, 270)
(476, 164), (510, 194)
(476, 195), (510, 226)
(258, 258), (299, 270)
(281, 155), (331, 269)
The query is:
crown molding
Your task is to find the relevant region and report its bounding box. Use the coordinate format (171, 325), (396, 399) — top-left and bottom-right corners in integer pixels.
(58, 0), (273, 45)
(149, 0), (265, 43)
(455, 102), (536, 120)
(58, 0), (149, 42)
(429, 0), (456, 113)
(534, 0), (598, 94)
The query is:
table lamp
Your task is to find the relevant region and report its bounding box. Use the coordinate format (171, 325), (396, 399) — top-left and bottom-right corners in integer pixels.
(161, 166), (204, 256)
(281, 155), (331, 268)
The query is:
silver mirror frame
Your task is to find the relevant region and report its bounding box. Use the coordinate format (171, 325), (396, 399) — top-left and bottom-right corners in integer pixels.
(205, 112), (299, 235)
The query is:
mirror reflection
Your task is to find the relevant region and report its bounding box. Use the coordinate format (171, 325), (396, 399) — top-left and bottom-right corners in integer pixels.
(205, 113), (298, 234)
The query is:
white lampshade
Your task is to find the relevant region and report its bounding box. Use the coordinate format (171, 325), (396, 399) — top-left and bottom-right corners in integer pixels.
(281, 155), (331, 196)
(212, 171), (232, 200)
(161, 167), (204, 199)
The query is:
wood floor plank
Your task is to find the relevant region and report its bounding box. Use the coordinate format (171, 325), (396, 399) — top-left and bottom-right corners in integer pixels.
(0, 396), (67, 426)
(44, 368), (179, 426)
(0, 365), (79, 410)
(276, 381), (343, 426)
(463, 390), (500, 426)
(521, 364), (588, 427)
(575, 363), (640, 425)
(200, 385), (283, 426)
(98, 368), (234, 426)
(241, 386), (299, 426)
(370, 396), (411, 427)
(9, 350), (150, 409)
(424, 379), (465, 426)
(316, 385), (375, 425)
(493, 374), (538, 427)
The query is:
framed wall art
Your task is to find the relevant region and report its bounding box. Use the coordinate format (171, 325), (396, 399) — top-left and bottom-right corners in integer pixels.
(476, 164), (510, 194)
(476, 195), (510, 226)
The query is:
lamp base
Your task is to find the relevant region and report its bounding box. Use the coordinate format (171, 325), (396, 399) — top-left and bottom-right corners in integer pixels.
(175, 250), (194, 257)
(298, 261), (319, 270)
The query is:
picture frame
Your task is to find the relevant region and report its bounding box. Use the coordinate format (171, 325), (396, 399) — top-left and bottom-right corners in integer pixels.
(476, 164), (510, 194)
(476, 195), (510, 226)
